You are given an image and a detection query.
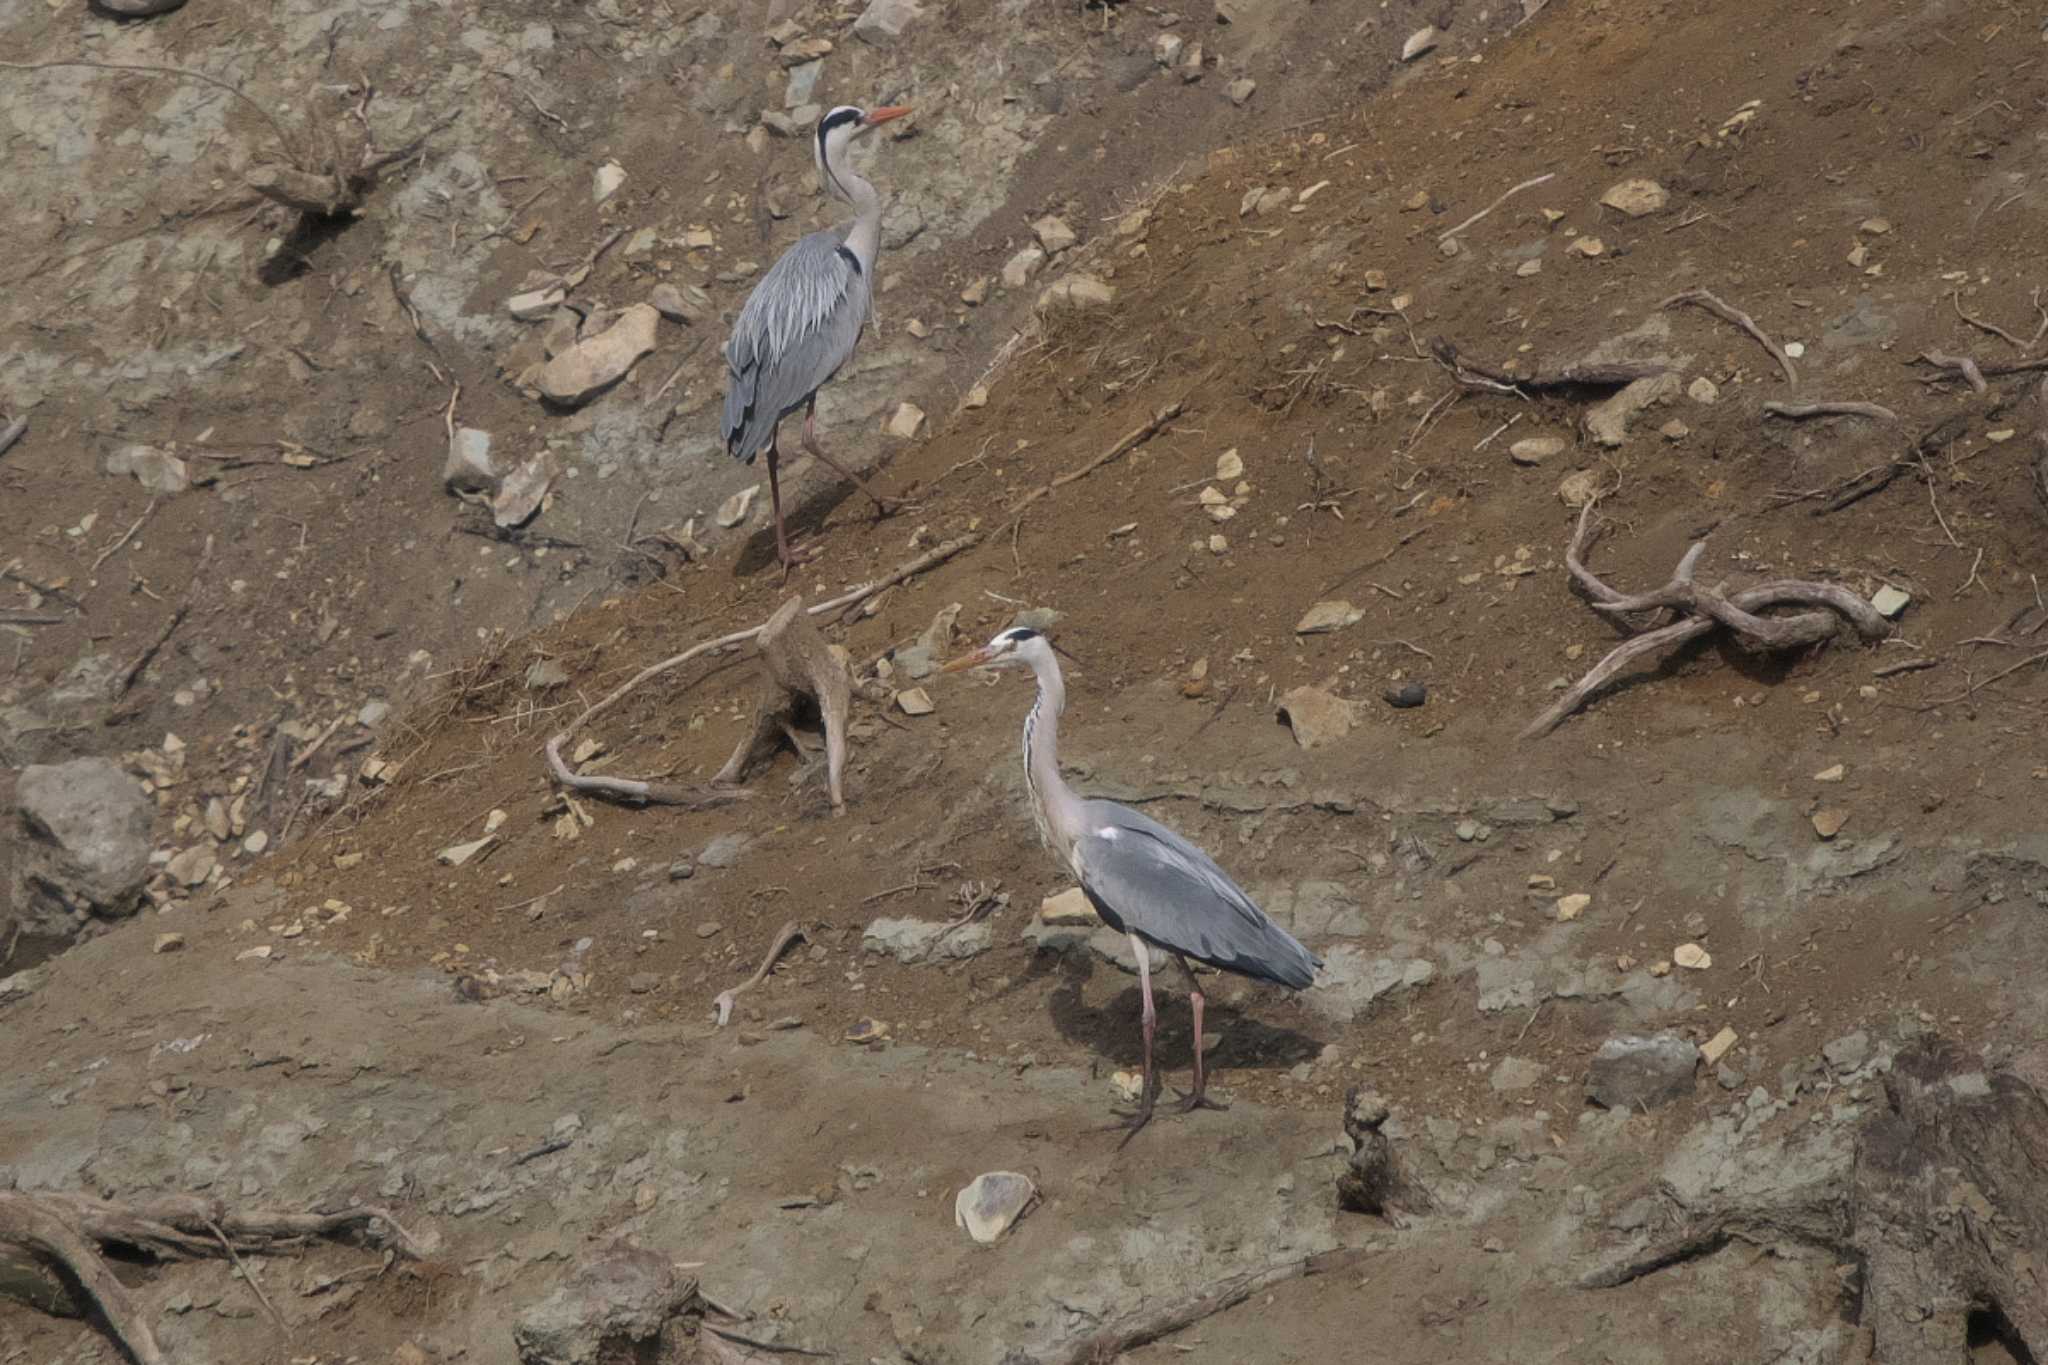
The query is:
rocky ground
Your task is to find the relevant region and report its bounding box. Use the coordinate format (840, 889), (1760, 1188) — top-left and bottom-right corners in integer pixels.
(6, 0), (2048, 1361)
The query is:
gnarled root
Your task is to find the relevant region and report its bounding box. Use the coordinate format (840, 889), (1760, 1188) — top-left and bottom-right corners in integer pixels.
(713, 596), (851, 815)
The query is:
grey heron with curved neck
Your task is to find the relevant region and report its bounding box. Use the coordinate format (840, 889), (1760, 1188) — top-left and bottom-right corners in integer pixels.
(721, 103), (911, 572)
(944, 627), (1321, 1144)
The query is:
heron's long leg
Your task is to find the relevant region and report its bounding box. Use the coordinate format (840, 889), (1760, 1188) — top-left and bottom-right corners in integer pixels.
(802, 398), (898, 517)
(1105, 932), (1159, 1148)
(764, 442), (818, 574)
(1170, 953), (1229, 1115)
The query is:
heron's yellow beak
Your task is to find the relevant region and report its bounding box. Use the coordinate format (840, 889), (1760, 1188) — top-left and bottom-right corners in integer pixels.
(866, 105), (913, 126)
(940, 646), (993, 674)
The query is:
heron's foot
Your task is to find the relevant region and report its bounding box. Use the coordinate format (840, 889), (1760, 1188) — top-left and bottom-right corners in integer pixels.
(774, 538), (822, 577)
(1168, 1088), (1230, 1115)
(1099, 1101), (1157, 1150)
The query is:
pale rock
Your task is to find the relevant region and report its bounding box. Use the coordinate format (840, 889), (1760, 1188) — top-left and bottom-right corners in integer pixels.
(1599, 178), (1669, 217)
(961, 277), (990, 306)
(1859, 217), (1892, 236)
(1871, 585), (1910, 618)
(1556, 468), (1604, 509)
(1556, 893), (1591, 921)
(1687, 376), (1720, 404)
(493, 452), (558, 530)
(155, 932), (186, 954)
(1400, 25), (1438, 60)
(1673, 942), (1712, 970)
(1207, 534), (1228, 555)
(1585, 372), (1682, 447)
(1037, 275), (1116, 311)
(166, 845), (216, 887)
(1153, 32), (1183, 65)
(1039, 887), (1098, 926)
(593, 160), (627, 203)
(1001, 245), (1046, 290)
(538, 304), (659, 406)
(1509, 436), (1564, 466)
(649, 282), (711, 324)
(1823, 1030), (1871, 1072)
(862, 916), (992, 964)
(1228, 78), (1256, 106)
(444, 427), (497, 493)
(1567, 236), (1605, 258)
(1277, 686), (1358, 749)
(1294, 600), (1362, 635)
(204, 798), (231, 842)
(1813, 763), (1845, 783)
(1179, 42), (1205, 80)
(1783, 341), (1806, 358)
(1516, 259), (1542, 277)
(508, 284), (567, 321)
(955, 1172), (1037, 1244)
(104, 444), (190, 495)
(1216, 447), (1244, 480)
(1660, 419), (1690, 441)
(1490, 1057), (1543, 1092)
(357, 700), (391, 728)
(717, 485), (759, 528)
(962, 385), (989, 410)
(1701, 1026), (1739, 1066)
(12, 759), (155, 925)
(1811, 809), (1848, 840)
(241, 830), (270, 856)
(854, 0), (922, 44)
(896, 688), (935, 716)
(437, 836), (494, 867)
(784, 59), (823, 108)
(886, 403), (926, 439)
(1032, 215), (1077, 254)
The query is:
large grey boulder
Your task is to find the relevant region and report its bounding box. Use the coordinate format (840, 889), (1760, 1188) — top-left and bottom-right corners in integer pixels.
(1587, 1033), (1699, 1111)
(512, 1243), (697, 1365)
(9, 759), (154, 938)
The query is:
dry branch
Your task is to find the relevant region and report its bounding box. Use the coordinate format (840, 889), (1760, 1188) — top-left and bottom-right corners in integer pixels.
(711, 596), (851, 815)
(1437, 171), (1555, 244)
(543, 536), (976, 806)
(0, 1189), (423, 1365)
(1430, 338), (1666, 395)
(1762, 400), (1896, 422)
(712, 920), (807, 1027)
(1005, 400), (1184, 522)
(1663, 289), (1797, 385)
(1524, 505), (1889, 738)
(0, 416), (25, 459)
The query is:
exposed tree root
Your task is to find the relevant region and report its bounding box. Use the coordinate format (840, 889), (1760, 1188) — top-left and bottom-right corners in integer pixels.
(1430, 338), (1667, 396)
(1335, 1089), (1440, 1228)
(543, 536), (976, 807)
(1762, 400), (1897, 422)
(1663, 288), (1797, 385)
(712, 920), (807, 1027)
(1523, 502), (1889, 738)
(712, 596), (850, 816)
(1915, 350), (1990, 394)
(0, 1189), (423, 1365)
(1578, 1037), (2048, 1365)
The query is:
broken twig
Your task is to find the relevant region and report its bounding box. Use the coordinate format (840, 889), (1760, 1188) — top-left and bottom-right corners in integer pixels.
(1664, 289), (1797, 385)
(1916, 351), (1989, 394)
(1437, 172), (1555, 245)
(713, 920), (807, 1027)
(1763, 400), (1896, 422)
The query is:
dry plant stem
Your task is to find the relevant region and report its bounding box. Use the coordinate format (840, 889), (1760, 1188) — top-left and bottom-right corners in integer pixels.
(1763, 400), (1897, 422)
(1952, 290), (2027, 350)
(1437, 171), (1555, 244)
(543, 536), (976, 805)
(1918, 351), (1989, 394)
(1018, 1248), (1367, 1365)
(1663, 289), (1797, 385)
(116, 602), (188, 698)
(0, 416), (25, 458)
(1005, 400), (1184, 522)
(713, 920), (807, 1026)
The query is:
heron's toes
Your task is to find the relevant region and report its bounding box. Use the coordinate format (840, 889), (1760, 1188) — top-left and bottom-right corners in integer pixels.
(1168, 1090), (1230, 1115)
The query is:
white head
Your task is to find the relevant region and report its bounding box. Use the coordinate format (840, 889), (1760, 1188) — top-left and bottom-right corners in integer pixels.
(814, 104), (912, 201)
(941, 626), (1058, 677)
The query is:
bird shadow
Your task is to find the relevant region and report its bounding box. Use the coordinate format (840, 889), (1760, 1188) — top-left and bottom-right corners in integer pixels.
(1024, 949), (1324, 1075)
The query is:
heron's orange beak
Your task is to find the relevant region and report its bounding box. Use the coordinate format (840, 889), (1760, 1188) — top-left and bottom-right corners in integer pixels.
(865, 105), (912, 126)
(941, 646), (993, 674)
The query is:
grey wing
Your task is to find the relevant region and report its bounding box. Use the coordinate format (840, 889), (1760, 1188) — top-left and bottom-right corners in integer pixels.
(1074, 800), (1321, 990)
(721, 229), (871, 463)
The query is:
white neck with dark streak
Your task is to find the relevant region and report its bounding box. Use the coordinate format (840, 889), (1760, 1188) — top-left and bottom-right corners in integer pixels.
(826, 146), (884, 275)
(1021, 648), (1087, 874)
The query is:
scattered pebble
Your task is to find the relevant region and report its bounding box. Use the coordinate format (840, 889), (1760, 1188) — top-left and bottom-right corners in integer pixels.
(1383, 681), (1426, 709)
(1515, 259), (1542, 278)
(593, 160), (627, 203)
(1688, 377), (1720, 404)
(1509, 436), (1564, 466)
(1153, 32), (1184, 65)
(1783, 341), (1807, 359)
(1567, 236), (1605, 258)
(1227, 78), (1257, 106)
(1811, 808), (1848, 840)
(896, 687), (935, 716)
(1813, 763), (1845, 783)
(1555, 893), (1591, 922)
(1871, 585), (1911, 618)
(1701, 1026), (1739, 1066)
(437, 836), (494, 868)
(1216, 447), (1244, 481)
(1588, 1034), (1698, 1110)
(1673, 943), (1712, 970)
(1556, 469), (1603, 509)
(155, 932), (185, 954)
(955, 1171), (1038, 1244)
(1599, 178), (1669, 218)
(886, 403), (927, 439)
(1400, 25), (1438, 60)
(1294, 599), (1362, 635)
(668, 859), (695, 881)
(717, 485), (760, 529)
(1276, 685), (1356, 748)
(537, 303), (659, 406)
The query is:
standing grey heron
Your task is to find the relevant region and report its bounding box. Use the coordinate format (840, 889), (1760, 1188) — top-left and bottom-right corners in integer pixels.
(943, 628), (1321, 1143)
(721, 103), (911, 572)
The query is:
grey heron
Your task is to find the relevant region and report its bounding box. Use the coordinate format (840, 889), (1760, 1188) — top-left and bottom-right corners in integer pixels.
(943, 628), (1321, 1143)
(721, 103), (911, 572)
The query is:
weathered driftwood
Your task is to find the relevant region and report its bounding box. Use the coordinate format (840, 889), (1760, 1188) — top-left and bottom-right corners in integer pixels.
(713, 595), (850, 815)
(1579, 1037), (2048, 1365)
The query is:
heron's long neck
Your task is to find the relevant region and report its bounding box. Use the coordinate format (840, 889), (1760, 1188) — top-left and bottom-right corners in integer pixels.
(828, 152), (884, 273)
(1021, 654), (1086, 863)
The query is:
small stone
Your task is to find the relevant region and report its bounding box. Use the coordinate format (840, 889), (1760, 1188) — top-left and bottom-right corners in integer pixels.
(1783, 341), (1807, 359)
(1822, 1030), (1871, 1073)
(204, 797), (231, 842)
(886, 403), (926, 439)
(1037, 274), (1116, 312)
(1557, 469), (1603, 509)
(1208, 534), (1228, 555)
(1215, 447), (1244, 480)
(1039, 888), (1098, 926)
(1277, 686), (1356, 749)
(1294, 600), (1362, 635)
(1567, 236), (1605, 258)
(155, 932), (185, 954)
(845, 1018), (890, 1044)
(1516, 259), (1542, 277)
(1227, 77), (1256, 106)
(962, 385), (989, 410)
(1110, 1070), (1144, 1102)
(668, 859), (694, 881)
(1364, 268), (1391, 289)
(1987, 428), (2017, 443)
(593, 160), (627, 203)
(492, 450), (558, 531)
(627, 972), (659, 994)
(954, 1171), (1038, 1244)
(1701, 1026), (1739, 1066)
(695, 922), (722, 939)
(699, 833), (749, 869)
(537, 303), (659, 406)
(358, 699), (391, 728)
(1599, 178), (1669, 218)
(235, 945), (274, 963)
(166, 845), (216, 887)
(1811, 808), (1848, 840)
(853, 0), (922, 46)
(895, 688), (935, 716)
(1673, 942), (1712, 970)
(1871, 585), (1911, 618)
(649, 282), (711, 324)
(1587, 1034), (1699, 1110)
(1032, 216), (1077, 254)
(1859, 217), (1892, 236)
(1509, 436), (1565, 466)
(437, 837), (493, 868)
(716, 485), (759, 529)
(961, 277), (990, 306)
(1814, 763), (1845, 783)
(1455, 820), (1480, 842)
(1846, 243), (1869, 269)
(1660, 419), (1690, 441)
(1153, 32), (1183, 65)
(241, 830), (269, 856)
(1383, 682), (1426, 709)
(1400, 25), (1438, 60)
(104, 444), (191, 495)
(1489, 1057), (1543, 1093)
(780, 36), (832, 65)
(508, 284), (567, 321)
(1001, 246), (1046, 289)
(1687, 377), (1720, 404)
(1556, 893), (1591, 922)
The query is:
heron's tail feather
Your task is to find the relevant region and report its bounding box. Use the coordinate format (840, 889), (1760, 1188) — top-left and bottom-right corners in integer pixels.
(721, 370), (773, 465)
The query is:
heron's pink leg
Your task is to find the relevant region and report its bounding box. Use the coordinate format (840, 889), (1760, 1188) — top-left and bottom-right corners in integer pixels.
(1171, 954), (1229, 1115)
(802, 399), (898, 517)
(1104, 932), (1159, 1148)
(765, 444), (818, 575)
